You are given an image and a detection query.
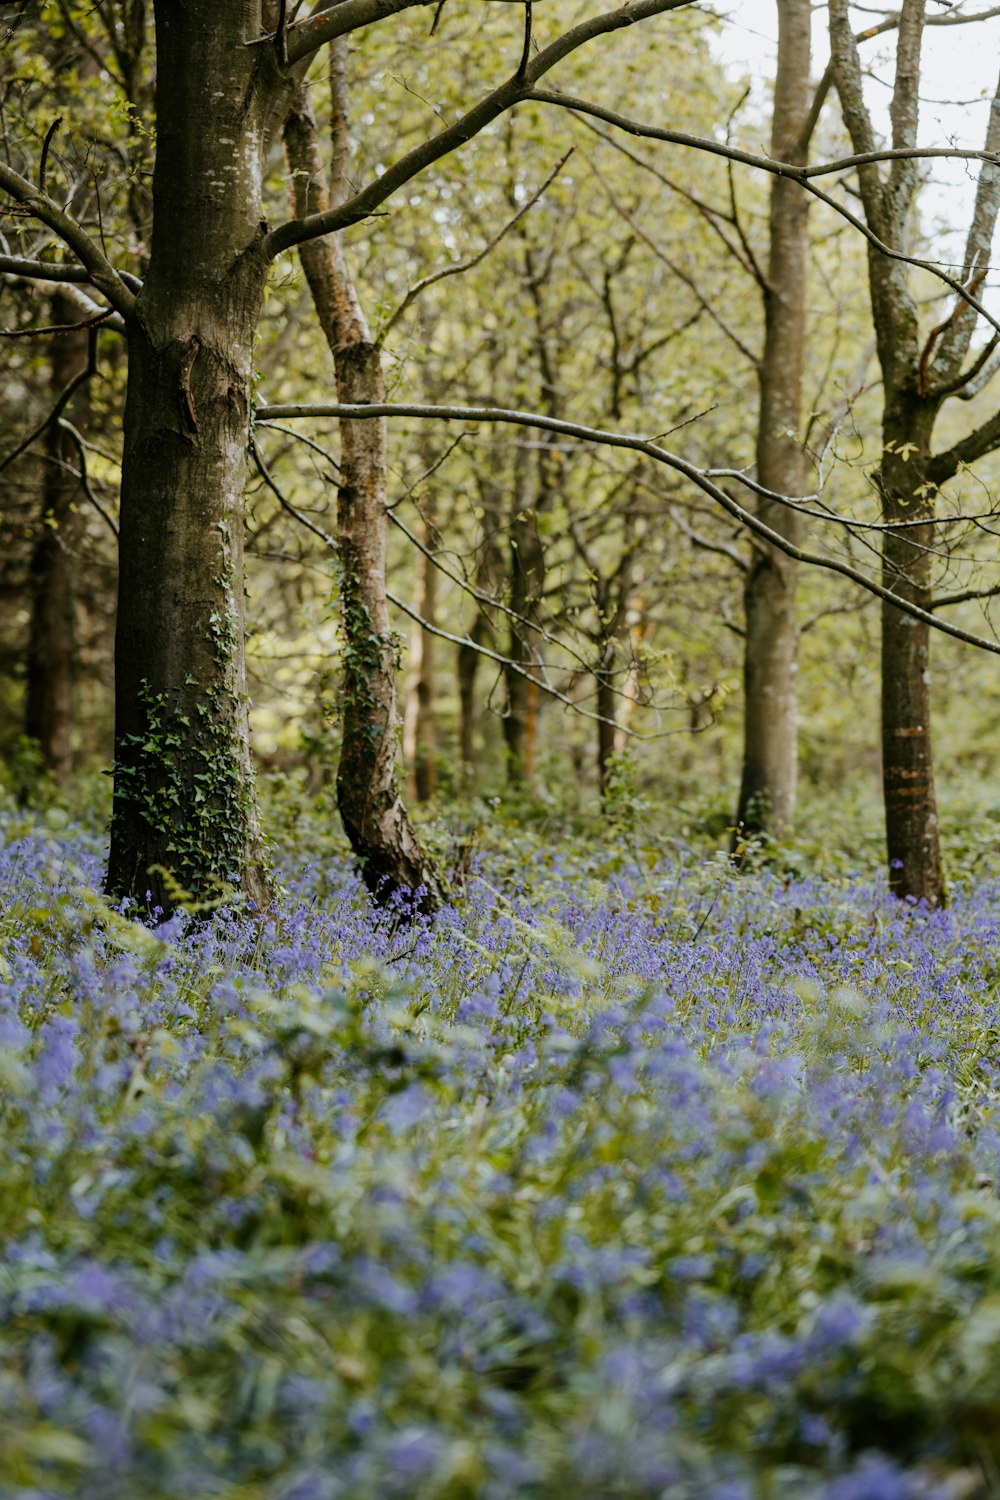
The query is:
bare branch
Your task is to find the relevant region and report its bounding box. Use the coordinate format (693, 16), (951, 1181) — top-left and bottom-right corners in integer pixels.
(265, 0), (694, 257)
(0, 325), (99, 476)
(389, 507), (600, 675)
(930, 329), (999, 403)
(283, 0), (432, 67)
(588, 155), (759, 368)
(517, 0), (532, 78)
(522, 88), (1000, 338)
(0, 256), (134, 290)
(379, 149), (572, 343)
(387, 590), (659, 737)
(0, 272), (126, 331)
(929, 409), (1000, 485)
(928, 65), (1000, 387)
(255, 398), (1000, 656)
(930, 581), (1000, 610)
(0, 306), (116, 338)
(56, 418), (119, 538)
(0, 161), (135, 317)
(579, 121), (763, 283)
(722, 87), (766, 291)
(671, 506), (749, 572)
(252, 429), (650, 735)
(38, 117), (62, 198)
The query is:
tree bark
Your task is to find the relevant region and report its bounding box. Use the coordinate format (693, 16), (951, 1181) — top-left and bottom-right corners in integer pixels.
(404, 499), (438, 803)
(879, 403), (941, 901)
(25, 295), (90, 783)
(596, 637), (619, 798)
(458, 614), (489, 777)
(458, 469), (504, 781)
(735, 0), (810, 840)
(283, 67), (445, 908)
(503, 440), (545, 786)
(829, 0), (951, 905)
(105, 0), (277, 911)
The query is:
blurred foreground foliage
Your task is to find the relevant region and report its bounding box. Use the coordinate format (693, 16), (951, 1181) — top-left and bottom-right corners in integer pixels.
(3, 777), (1000, 1495)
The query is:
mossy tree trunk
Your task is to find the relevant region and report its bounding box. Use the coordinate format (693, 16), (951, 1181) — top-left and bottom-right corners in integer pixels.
(283, 65), (445, 908)
(878, 401), (941, 901)
(105, 0), (281, 910)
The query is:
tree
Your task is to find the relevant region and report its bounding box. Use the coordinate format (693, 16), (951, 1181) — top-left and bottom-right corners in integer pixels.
(24, 296), (92, 783)
(829, 0), (1000, 904)
(735, 0), (810, 841)
(283, 51), (446, 906)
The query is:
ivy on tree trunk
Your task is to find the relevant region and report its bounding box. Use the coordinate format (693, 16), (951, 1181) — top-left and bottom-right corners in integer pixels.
(283, 69), (445, 910)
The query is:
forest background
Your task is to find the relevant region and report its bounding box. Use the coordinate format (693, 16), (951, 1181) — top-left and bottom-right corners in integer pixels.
(4, 0), (1000, 899)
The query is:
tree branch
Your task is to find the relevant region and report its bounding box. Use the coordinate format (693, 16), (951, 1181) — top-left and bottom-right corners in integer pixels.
(378, 149), (572, 343)
(56, 418), (119, 538)
(929, 408), (1000, 486)
(521, 88), (1000, 338)
(0, 325), (100, 476)
(283, 0), (432, 67)
(930, 580), (1000, 611)
(252, 431), (648, 733)
(0, 272), (126, 331)
(588, 156), (760, 368)
(927, 64), (1000, 388)
(264, 0), (693, 257)
(0, 162), (135, 317)
(255, 398), (1000, 656)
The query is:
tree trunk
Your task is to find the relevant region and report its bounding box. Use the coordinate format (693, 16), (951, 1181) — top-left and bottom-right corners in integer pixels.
(283, 67), (445, 908)
(404, 501), (438, 803)
(503, 440), (544, 786)
(458, 615), (489, 777)
(596, 644), (618, 798)
(736, 0), (810, 840)
(595, 580), (632, 800)
(879, 403), (944, 903)
(25, 295), (90, 783)
(105, 0), (276, 911)
(458, 470), (504, 781)
(829, 0), (950, 906)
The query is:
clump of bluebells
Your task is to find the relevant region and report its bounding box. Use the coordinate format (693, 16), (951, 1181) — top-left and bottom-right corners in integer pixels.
(3, 809), (1000, 1498)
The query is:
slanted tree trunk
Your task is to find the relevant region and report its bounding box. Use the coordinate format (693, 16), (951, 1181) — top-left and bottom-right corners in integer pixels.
(283, 63), (444, 907)
(735, 0), (810, 841)
(25, 295), (90, 783)
(105, 0), (276, 910)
